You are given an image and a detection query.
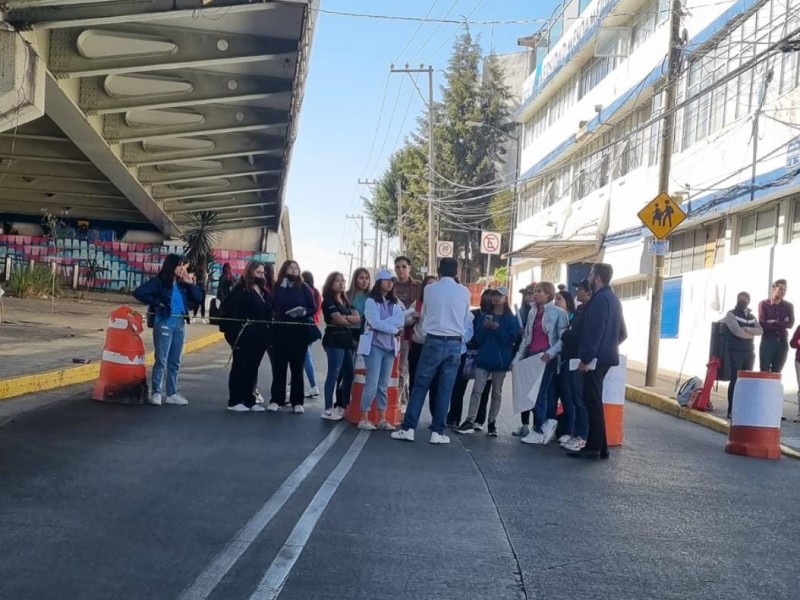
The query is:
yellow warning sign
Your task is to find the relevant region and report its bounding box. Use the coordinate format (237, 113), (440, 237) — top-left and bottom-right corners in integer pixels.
(637, 192), (687, 240)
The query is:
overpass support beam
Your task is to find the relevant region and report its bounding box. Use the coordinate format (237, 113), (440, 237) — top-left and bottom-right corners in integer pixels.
(0, 31), (45, 133)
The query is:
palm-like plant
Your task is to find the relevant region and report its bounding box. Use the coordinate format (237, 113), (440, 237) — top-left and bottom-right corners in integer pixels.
(180, 210), (219, 268)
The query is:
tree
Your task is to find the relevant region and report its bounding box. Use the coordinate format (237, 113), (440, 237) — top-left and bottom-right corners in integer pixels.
(431, 33), (511, 282)
(181, 210), (219, 269)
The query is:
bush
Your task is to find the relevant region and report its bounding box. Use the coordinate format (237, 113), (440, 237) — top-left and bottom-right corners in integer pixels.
(9, 263), (63, 298)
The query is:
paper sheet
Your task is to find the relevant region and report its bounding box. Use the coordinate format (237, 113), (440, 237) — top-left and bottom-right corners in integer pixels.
(569, 358), (597, 371)
(512, 355), (547, 414)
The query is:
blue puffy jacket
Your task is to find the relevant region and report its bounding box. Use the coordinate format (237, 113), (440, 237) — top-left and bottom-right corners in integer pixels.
(473, 312), (521, 372)
(133, 277), (203, 324)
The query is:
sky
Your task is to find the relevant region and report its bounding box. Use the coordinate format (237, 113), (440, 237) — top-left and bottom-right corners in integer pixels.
(284, 0), (557, 281)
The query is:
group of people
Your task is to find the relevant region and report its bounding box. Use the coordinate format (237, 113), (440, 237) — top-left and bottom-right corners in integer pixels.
(723, 278), (800, 421)
(132, 252), (629, 460)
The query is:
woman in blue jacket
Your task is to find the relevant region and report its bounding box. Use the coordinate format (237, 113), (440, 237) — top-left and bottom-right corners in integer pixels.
(133, 253), (203, 406)
(456, 288), (520, 437)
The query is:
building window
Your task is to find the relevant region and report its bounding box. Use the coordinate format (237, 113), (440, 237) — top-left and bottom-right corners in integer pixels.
(737, 206), (777, 253)
(613, 278), (649, 300)
(666, 222), (725, 276)
(790, 197), (800, 240)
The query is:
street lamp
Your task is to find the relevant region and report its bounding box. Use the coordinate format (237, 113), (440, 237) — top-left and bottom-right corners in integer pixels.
(466, 120), (522, 290)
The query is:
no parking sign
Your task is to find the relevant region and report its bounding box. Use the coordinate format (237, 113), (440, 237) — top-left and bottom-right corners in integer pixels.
(480, 231), (502, 255)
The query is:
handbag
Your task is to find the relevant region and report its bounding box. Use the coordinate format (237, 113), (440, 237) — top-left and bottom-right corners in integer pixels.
(356, 328), (374, 355)
(462, 350), (478, 380)
(305, 318), (322, 344)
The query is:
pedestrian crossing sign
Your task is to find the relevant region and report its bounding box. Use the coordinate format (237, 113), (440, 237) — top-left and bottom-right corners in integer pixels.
(637, 192), (686, 240)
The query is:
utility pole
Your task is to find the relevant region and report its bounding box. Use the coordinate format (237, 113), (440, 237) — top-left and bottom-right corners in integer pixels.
(373, 221), (380, 272)
(346, 214), (365, 268)
(391, 64), (435, 271)
(396, 179), (404, 254)
(646, 0), (683, 387)
(339, 250), (355, 277)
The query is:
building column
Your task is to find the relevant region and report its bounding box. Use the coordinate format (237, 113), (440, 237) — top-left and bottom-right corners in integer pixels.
(0, 30), (45, 134)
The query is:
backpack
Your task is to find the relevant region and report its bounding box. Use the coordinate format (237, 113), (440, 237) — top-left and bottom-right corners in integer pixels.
(676, 376), (702, 407)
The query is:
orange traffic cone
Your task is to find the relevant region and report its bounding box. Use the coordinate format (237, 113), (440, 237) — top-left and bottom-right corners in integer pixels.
(92, 305), (148, 404)
(345, 355), (366, 424)
(382, 355), (403, 426)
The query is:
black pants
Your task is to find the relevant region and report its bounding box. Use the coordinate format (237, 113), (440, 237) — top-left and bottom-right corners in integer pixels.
(193, 292), (206, 317)
(408, 341), (424, 399)
(584, 366), (610, 455)
(270, 325), (309, 407)
(759, 337), (788, 374)
(727, 349), (755, 417)
(228, 342), (266, 408)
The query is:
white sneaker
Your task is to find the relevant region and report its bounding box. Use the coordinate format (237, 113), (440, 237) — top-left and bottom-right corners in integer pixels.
(149, 393), (162, 406)
(541, 419), (558, 444)
(564, 437), (586, 451)
(521, 431), (545, 445)
(254, 390), (265, 404)
(391, 429), (415, 442)
(267, 403), (280, 412)
(165, 394), (188, 406)
(293, 405), (305, 414)
(473, 423), (484, 432)
(429, 432), (451, 445)
(358, 420), (377, 430)
(333, 406), (346, 419)
(227, 404), (249, 412)
(557, 434), (571, 445)
(306, 386), (320, 398)
(377, 420), (396, 431)
(321, 409), (343, 421)
(250, 405), (266, 412)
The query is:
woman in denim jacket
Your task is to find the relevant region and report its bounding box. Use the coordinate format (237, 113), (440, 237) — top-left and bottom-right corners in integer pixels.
(133, 254), (203, 406)
(513, 281), (569, 445)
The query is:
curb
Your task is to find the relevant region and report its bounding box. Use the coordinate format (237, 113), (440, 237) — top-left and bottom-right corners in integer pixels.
(0, 332), (225, 401)
(625, 384), (800, 460)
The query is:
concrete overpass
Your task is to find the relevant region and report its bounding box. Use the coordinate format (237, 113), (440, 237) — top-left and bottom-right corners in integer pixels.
(0, 0), (316, 252)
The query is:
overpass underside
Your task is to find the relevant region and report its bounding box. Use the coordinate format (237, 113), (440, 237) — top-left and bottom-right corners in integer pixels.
(0, 0), (315, 236)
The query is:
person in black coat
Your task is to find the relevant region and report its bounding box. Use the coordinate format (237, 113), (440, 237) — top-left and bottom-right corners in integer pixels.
(222, 261), (273, 412)
(568, 263), (627, 460)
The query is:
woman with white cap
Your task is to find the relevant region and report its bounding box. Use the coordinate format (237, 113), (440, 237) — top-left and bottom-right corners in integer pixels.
(358, 269), (406, 430)
(455, 287), (520, 437)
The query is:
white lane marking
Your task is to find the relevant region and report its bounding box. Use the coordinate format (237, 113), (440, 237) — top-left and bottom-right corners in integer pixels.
(248, 430), (370, 600)
(176, 423), (347, 600)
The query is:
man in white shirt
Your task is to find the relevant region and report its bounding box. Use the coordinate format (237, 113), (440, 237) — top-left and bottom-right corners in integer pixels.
(391, 258), (473, 444)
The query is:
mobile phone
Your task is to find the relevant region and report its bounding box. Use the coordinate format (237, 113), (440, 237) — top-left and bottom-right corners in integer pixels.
(485, 315), (494, 322)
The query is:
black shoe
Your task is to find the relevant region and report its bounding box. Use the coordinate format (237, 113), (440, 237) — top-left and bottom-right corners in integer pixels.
(487, 422), (498, 437)
(600, 451), (610, 459)
(455, 420), (475, 434)
(567, 449), (601, 459)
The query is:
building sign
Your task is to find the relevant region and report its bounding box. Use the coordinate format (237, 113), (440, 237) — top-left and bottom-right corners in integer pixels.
(529, 0), (620, 102)
(637, 192), (686, 240)
(788, 136), (800, 170)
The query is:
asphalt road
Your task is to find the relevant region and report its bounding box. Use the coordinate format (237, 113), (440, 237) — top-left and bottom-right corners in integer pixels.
(1, 343), (799, 600)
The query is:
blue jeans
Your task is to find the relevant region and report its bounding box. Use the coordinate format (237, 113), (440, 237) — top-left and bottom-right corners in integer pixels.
(361, 347), (395, 412)
(152, 316), (185, 397)
(558, 358), (588, 438)
(402, 337), (462, 434)
(532, 357), (558, 433)
(304, 345), (317, 388)
(324, 346), (353, 410)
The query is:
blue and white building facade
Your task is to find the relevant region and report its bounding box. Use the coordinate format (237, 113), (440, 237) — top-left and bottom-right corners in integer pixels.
(511, 0), (800, 382)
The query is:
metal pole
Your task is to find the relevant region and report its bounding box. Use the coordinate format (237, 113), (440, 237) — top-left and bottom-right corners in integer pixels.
(486, 254), (491, 283)
(645, 0), (682, 387)
(372, 221), (379, 272)
(427, 65), (436, 273)
(396, 179), (404, 254)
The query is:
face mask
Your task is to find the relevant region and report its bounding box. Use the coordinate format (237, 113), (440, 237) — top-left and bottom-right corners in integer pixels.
(254, 277), (266, 287)
(736, 299), (749, 311)
(286, 273), (298, 282)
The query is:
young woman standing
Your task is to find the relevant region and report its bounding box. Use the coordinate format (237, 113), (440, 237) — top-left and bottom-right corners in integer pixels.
(216, 262), (236, 302)
(320, 272), (361, 420)
(456, 288), (520, 437)
(554, 289), (588, 450)
(346, 267), (371, 323)
(133, 253), (203, 406)
(514, 281), (569, 444)
(408, 275), (438, 402)
(222, 261), (273, 412)
(358, 269), (405, 430)
(269, 260), (317, 413)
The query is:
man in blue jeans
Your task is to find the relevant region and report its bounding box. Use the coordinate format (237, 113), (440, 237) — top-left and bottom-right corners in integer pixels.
(391, 258), (473, 445)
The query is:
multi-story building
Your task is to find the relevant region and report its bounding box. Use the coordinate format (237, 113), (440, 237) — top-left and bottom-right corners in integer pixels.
(510, 0), (800, 385)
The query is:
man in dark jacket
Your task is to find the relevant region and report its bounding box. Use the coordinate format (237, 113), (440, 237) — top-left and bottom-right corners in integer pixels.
(568, 263), (627, 459)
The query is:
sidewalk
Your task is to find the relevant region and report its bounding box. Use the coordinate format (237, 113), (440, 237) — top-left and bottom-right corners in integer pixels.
(626, 359), (800, 453)
(0, 292), (223, 398)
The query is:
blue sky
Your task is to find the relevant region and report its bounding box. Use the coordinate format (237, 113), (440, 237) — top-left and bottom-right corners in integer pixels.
(284, 0), (556, 279)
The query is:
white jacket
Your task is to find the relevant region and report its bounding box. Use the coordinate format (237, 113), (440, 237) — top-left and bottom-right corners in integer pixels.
(362, 297), (406, 355)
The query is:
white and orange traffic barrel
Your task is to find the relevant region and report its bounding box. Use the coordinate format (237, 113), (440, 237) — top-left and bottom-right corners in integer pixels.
(92, 306), (148, 404)
(602, 355), (626, 447)
(726, 371), (783, 459)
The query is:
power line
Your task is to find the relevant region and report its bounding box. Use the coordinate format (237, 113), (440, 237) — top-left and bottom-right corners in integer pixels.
(393, 0), (441, 63)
